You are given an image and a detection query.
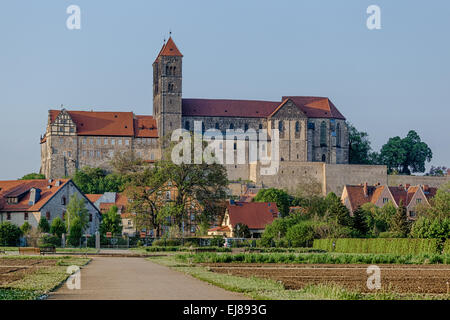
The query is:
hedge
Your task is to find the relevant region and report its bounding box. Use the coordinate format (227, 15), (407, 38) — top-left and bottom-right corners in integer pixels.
(312, 238), (441, 255)
(443, 239), (450, 255)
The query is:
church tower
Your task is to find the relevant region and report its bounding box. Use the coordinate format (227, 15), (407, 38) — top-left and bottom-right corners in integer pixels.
(153, 36), (183, 144)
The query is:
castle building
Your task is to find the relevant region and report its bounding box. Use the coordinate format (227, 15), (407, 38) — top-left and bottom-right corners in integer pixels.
(40, 36), (349, 180)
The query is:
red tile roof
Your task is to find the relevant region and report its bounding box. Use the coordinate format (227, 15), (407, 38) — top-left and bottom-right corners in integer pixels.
(282, 96), (346, 120)
(48, 110), (158, 138)
(208, 226), (231, 232)
(154, 37), (183, 62)
(182, 96), (346, 120)
(0, 179), (70, 212)
(182, 98), (280, 118)
(85, 194), (102, 204)
(227, 202), (279, 230)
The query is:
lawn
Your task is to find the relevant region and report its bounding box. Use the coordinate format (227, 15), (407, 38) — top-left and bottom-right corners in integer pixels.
(0, 255), (90, 300)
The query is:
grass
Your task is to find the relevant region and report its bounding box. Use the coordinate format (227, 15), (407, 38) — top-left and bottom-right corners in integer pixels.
(148, 255), (450, 300)
(1, 247), (98, 254)
(0, 255), (90, 300)
(175, 252), (450, 265)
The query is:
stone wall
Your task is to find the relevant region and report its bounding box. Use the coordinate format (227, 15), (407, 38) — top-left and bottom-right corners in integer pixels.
(387, 175), (450, 189)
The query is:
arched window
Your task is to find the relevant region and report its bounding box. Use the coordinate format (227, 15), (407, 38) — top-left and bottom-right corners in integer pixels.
(244, 123), (249, 131)
(295, 121), (300, 133)
(320, 121), (327, 146)
(202, 122), (205, 133)
(259, 124), (263, 130)
(215, 123), (220, 130)
(185, 121), (190, 131)
(278, 121), (283, 132)
(229, 123), (234, 130)
(173, 66), (176, 74)
(166, 65), (169, 75)
(322, 154), (326, 162)
(336, 123), (341, 147)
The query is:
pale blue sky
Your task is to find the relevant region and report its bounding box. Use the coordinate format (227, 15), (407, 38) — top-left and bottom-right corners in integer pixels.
(0, 0), (449, 179)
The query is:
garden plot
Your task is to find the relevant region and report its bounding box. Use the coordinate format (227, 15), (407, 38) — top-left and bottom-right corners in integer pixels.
(0, 259), (57, 286)
(205, 263), (450, 294)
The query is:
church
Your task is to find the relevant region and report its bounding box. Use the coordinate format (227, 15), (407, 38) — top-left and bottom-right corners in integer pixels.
(40, 37), (349, 182)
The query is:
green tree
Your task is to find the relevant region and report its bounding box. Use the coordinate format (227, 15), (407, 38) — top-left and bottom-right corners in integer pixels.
(410, 216), (450, 239)
(390, 200), (409, 237)
(99, 205), (123, 236)
(72, 167), (124, 194)
(20, 173), (46, 180)
(110, 150), (145, 176)
(352, 206), (369, 236)
(68, 217), (83, 247)
(426, 166), (448, 177)
(20, 221), (32, 235)
(0, 222), (22, 246)
(38, 217), (50, 233)
(50, 217), (66, 238)
(347, 122), (378, 164)
(66, 194), (89, 231)
(234, 223), (250, 238)
(379, 130), (432, 174)
(285, 221), (315, 247)
(254, 188), (290, 217)
(326, 193), (352, 227)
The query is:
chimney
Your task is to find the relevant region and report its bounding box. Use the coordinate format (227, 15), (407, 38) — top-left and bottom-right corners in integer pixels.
(28, 188), (41, 206)
(48, 179), (53, 184)
(55, 180), (61, 187)
(363, 182), (368, 197)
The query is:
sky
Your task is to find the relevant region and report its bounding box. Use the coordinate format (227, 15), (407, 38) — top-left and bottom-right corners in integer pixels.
(0, 0), (449, 179)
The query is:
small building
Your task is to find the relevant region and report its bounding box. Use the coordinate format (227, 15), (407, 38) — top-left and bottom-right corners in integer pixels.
(86, 192), (136, 236)
(208, 201), (279, 238)
(341, 182), (437, 220)
(0, 179), (101, 234)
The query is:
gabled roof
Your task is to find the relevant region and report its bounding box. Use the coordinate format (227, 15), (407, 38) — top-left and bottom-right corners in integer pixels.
(154, 37), (183, 62)
(182, 96), (346, 120)
(48, 110), (158, 138)
(227, 202), (279, 230)
(0, 179), (70, 212)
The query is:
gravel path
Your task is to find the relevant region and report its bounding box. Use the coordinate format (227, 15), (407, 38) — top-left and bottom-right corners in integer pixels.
(47, 257), (247, 300)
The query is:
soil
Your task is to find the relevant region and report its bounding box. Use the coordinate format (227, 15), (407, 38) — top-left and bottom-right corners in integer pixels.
(204, 263), (450, 294)
(0, 259), (57, 286)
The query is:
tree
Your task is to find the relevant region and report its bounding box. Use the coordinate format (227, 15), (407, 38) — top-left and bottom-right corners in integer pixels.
(410, 216), (450, 240)
(0, 222), (22, 246)
(285, 221), (315, 247)
(325, 193), (352, 227)
(234, 223), (250, 238)
(254, 188), (290, 217)
(20, 173), (46, 180)
(347, 122), (378, 164)
(66, 194), (89, 231)
(20, 222), (32, 235)
(50, 217), (66, 238)
(426, 166), (448, 177)
(38, 217), (50, 233)
(68, 217), (83, 247)
(110, 150), (146, 176)
(72, 167), (124, 194)
(99, 205), (123, 236)
(352, 206), (369, 236)
(379, 130), (432, 174)
(390, 200), (409, 237)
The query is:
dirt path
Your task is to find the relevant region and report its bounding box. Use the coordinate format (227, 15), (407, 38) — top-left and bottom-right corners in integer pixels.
(47, 257), (247, 300)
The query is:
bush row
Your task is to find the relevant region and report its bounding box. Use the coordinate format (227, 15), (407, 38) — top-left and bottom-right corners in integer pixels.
(144, 246), (231, 252)
(175, 252), (450, 265)
(312, 238), (442, 255)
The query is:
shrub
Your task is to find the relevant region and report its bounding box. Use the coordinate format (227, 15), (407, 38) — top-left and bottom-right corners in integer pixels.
(38, 234), (60, 247)
(38, 217), (50, 233)
(0, 222), (22, 246)
(210, 236), (225, 247)
(312, 238), (441, 255)
(152, 239), (181, 246)
(20, 222), (32, 235)
(285, 221), (315, 247)
(67, 218), (83, 247)
(50, 217), (66, 238)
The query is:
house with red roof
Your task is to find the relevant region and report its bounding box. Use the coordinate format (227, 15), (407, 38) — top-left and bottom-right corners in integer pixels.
(40, 36), (349, 182)
(0, 179), (101, 234)
(341, 182), (438, 220)
(208, 201), (279, 238)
